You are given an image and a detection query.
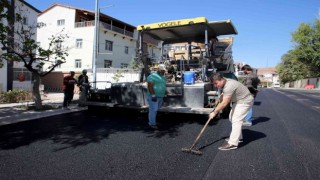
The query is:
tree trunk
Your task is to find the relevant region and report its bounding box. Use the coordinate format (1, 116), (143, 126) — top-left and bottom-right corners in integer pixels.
(32, 73), (42, 110)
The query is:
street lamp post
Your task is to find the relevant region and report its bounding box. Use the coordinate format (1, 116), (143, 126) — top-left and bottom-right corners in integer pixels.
(92, 0), (99, 89)
(92, 0), (113, 89)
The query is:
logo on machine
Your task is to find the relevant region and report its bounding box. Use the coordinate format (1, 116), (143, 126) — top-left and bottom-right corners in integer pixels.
(158, 21), (181, 28)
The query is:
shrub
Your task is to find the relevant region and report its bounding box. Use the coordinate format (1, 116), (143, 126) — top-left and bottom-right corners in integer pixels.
(0, 90), (32, 103)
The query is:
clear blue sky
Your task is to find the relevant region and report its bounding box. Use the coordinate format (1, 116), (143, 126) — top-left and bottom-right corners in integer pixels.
(25, 0), (319, 68)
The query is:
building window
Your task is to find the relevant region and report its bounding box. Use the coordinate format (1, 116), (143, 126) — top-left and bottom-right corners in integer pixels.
(105, 40), (113, 51)
(55, 41), (62, 49)
(76, 39), (83, 49)
(75, 59), (82, 68)
(37, 22), (46, 28)
(125, 46), (129, 54)
(57, 19), (65, 26)
(104, 60), (112, 68)
(55, 60), (61, 68)
(22, 17), (28, 25)
(121, 63), (128, 69)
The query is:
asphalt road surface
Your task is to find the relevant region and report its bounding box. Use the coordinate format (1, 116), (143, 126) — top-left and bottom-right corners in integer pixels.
(0, 88), (319, 180)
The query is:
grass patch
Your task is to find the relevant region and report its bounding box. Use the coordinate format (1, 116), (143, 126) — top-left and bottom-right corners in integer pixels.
(18, 104), (61, 111)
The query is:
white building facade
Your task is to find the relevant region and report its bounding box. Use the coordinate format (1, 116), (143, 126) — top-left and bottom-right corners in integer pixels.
(38, 4), (161, 73)
(0, 0), (40, 92)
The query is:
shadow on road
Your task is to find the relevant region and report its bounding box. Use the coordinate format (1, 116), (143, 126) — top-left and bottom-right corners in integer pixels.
(0, 109), (212, 151)
(253, 116), (270, 125)
(240, 129), (267, 147)
(198, 137), (225, 151)
(150, 112), (216, 138)
(196, 129), (266, 151)
(254, 101), (262, 106)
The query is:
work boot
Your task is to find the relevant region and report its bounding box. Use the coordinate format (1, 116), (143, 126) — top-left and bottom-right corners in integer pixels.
(218, 142), (238, 151)
(149, 125), (159, 130)
(242, 122), (252, 126)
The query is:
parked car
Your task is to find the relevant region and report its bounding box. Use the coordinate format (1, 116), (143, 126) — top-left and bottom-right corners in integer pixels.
(273, 82), (280, 88)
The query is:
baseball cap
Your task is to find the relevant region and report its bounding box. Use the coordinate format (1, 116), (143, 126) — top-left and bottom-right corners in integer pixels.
(241, 64), (252, 71)
(158, 64), (167, 71)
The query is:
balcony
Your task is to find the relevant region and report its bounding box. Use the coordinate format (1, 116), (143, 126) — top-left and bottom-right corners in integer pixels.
(75, 21), (133, 38)
(100, 22), (133, 38)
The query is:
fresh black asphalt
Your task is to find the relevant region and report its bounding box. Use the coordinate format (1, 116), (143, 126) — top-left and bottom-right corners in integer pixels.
(0, 88), (319, 179)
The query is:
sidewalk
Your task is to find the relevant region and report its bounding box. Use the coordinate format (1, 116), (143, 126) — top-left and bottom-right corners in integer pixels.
(0, 93), (87, 126)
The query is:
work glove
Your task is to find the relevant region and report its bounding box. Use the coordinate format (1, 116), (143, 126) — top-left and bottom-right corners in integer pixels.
(151, 95), (157, 102)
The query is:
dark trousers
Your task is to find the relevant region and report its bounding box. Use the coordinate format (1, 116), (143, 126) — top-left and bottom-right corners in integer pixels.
(63, 90), (74, 107)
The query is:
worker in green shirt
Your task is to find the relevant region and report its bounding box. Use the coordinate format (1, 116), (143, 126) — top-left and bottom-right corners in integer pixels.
(147, 64), (167, 129)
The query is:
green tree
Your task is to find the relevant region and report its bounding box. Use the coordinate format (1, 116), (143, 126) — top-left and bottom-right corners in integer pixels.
(291, 19), (320, 77)
(0, 0), (69, 110)
(277, 51), (309, 84)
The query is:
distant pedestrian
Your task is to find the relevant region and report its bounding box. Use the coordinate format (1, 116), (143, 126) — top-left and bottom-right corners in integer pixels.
(241, 65), (260, 126)
(208, 73), (253, 150)
(209, 37), (219, 57)
(147, 64), (167, 129)
(78, 69), (90, 107)
(62, 71), (77, 109)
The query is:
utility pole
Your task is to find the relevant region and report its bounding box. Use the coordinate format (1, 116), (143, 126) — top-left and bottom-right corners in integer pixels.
(92, 0), (112, 88)
(92, 0), (99, 89)
(266, 56), (269, 88)
(7, 0), (15, 91)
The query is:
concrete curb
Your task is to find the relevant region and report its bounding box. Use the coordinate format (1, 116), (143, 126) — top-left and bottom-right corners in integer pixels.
(0, 106), (87, 126)
(0, 100), (63, 109)
(0, 93), (84, 126)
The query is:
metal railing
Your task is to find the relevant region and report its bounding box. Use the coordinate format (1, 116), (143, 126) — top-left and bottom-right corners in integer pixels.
(74, 21), (95, 28)
(75, 21), (134, 38)
(124, 30), (133, 37)
(100, 22), (134, 37)
(101, 22), (112, 30)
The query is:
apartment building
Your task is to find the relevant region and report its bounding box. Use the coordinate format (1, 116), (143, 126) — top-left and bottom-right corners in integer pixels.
(38, 4), (160, 72)
(0, 0), (40, 92)
(257, 67), (279, 87)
